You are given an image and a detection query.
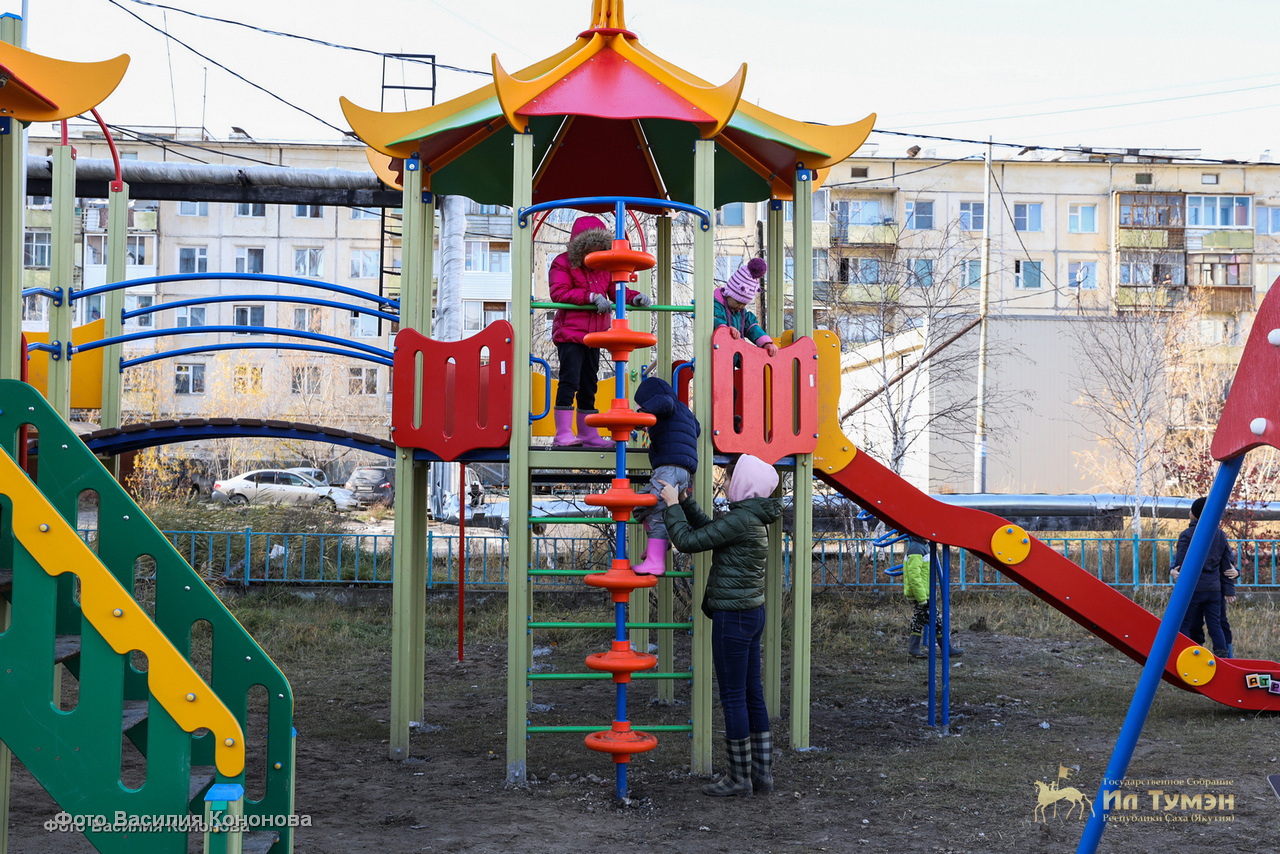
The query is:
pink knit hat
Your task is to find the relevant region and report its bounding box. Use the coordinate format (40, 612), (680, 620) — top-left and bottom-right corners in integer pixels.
(723, 257), (767, 304)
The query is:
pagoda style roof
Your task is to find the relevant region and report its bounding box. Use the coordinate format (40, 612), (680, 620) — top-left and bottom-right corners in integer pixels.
(0, 38), (128, 122)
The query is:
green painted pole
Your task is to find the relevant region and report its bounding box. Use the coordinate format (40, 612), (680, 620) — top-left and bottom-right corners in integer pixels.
(0, 16), (23, 386)
(506, 132), (535, 787)
(655, 215), (675, 704)
(691, 139), (715, 774)
(0, 592), (9, 854)
(389, 158), (434, 760)
(47, 142), (75, 422)
(764, 200), (785, 718)
(101, 180), (129, 479)
(790, 168), (815, 750)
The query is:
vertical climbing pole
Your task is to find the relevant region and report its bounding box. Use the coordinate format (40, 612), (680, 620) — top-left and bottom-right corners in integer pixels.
(691, 139), (715, 774)
(100, 176), (129, 479)
(0, 15), (23, 387)
(506, 131), (535, 786)
(790, 167), (815, 749)
(46, 131), (75, 421)
(763, 199), (785, 717)
(0, 19), (21, 852)
(655, 215), (675, 705)
(389, 154), (435, 760)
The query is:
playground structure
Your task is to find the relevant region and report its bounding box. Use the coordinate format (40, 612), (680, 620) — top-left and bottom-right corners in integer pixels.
(1, 3), (1279, 853)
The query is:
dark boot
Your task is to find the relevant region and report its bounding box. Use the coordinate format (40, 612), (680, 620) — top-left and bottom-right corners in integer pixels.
(750, 731), (773, 793)
(703, 737), (752, 797)
(907, 633), (926, 658)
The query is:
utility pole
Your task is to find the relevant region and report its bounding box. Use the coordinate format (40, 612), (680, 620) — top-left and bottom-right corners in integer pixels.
(973, 138), (993, 493)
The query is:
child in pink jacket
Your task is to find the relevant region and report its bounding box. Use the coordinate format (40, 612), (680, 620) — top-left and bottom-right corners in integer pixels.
(548, 215), (651, 447)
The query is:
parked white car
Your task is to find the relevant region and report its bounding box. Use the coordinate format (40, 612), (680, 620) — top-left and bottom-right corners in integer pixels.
(212, 469), (358, 510)
(288, 466), (328, 485)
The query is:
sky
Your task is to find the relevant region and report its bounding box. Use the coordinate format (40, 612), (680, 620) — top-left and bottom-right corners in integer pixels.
(4, 0), (1279, 163)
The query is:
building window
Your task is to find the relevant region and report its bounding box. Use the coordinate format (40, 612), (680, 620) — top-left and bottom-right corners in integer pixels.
(1201, 173), (1219, 185)
(294, 247), (324, 278)
(1068, 203), (1097, 234)
(178, 201), (209, 217)
(718, 203), (746, 227)
(21, 294), (46, 322)
(839, 257), (878, 284)
(466, 201), (504, 215)
(78, 294), (103, 324)
(907, 258), (933, 287)
(349, 367), (378, 395)
(233, 304), (265, 334)
(178, 246), (208, 275)
(1187, 195), (1251, 228)
(836, 199), (882, 228)
(1257, 206), (1280, 235)
(126, 235), (151, 266)
(783, 189), (829, 223)
(174, 363), (206, 395)
(1194, 255), (1251, 288)
(1118, 194), (1183, 227)
(124, 294), (154, 328)
(291, 366), (321, 395)
(1013, 203), (1042, 232)
(851, 166), (869, 179)
(236, 202), (266, 217)
(1068, 261), (1098, 290)
(1135, 173), (1153, 185)
(351, 207), (379, 220)
(904, 201), (934, 230)
(175, 305), (206, 328)
(963, 259), (982, 288)
(233, 365), (263, 394)
(294, 204), (323, 219)
(293, 307), (322, 332)
(23, 231), (51, 268)
(959, 202), (984, 231)
(85, 234), (107, 266)
(27, 195), (52, 209)
(235, 246), (265, 274)
(1014, 259), (1042, 289)
(350, 311), (379, 338)
(464, 241), (511, 273)
(350, 249), (380, 279)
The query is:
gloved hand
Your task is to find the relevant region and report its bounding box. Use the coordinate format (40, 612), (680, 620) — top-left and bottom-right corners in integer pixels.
(590, 293), (612, 314)
(763, 342), (779, 357)
(630, 292), (652, 308)
(727, 327), (741, 340)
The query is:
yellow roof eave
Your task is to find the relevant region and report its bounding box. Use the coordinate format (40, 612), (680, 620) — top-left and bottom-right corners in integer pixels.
(0, 41), (129, 122)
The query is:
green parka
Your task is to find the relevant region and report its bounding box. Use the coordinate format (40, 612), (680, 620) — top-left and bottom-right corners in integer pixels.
(663, 495), (783, 612)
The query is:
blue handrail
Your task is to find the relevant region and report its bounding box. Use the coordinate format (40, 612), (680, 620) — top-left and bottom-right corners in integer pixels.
(72, 325), (392, 360)
(518, 196), (711, 231)
(672, 359), (695, 390)
(530, 355), (552, 423)
(123, 294), (399, 324)
(873, 531), (908, 548)
(73, 272), (399, 310)
(20, 287), (63, 305)
(26, 342), (61, 355)
(119, 342), (393, 370)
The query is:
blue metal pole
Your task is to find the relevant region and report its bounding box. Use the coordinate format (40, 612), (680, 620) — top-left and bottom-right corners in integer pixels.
(1076, 456), (1243, 854)
(940, 545), (951, 731)
(927, 542), (937, 727)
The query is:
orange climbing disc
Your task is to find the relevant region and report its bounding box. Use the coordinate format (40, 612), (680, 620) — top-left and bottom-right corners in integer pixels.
(585, 398), (656, 441)
(585, 240), (657, 282)
(584, 478), (657, 522)
(584, 557), (658, 602)
(583, 319), (657, 362)
(584, 720), (658, 764)
(586, 639), (658, 683)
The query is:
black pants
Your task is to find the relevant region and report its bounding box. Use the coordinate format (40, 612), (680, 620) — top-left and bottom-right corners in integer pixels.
(1190, 597), (1232, 648)
(1180, 589), (1227, 653)
(555, 342), (599, 411)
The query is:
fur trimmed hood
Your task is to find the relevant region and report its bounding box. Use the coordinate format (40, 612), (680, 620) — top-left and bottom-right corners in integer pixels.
(567, 216), (612, 269)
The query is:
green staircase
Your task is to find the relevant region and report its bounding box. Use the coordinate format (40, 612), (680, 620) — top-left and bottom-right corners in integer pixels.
(0, 380), (295, 854)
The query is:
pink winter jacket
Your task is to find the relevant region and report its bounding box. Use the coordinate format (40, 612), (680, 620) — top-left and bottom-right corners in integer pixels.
(549, 215), (641, 345)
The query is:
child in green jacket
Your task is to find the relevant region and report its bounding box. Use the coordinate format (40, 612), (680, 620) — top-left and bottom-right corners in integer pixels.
(903, 536), (963, 659)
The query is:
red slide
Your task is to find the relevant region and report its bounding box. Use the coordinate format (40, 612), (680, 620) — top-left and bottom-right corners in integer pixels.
(817, 449), (1280, 712)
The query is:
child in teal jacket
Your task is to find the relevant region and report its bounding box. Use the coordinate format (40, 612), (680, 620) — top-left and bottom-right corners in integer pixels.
(903, 536), (963, 659)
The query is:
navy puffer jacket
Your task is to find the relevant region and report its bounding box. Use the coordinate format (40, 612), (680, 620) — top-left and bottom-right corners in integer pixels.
(635, 376), (700, 473)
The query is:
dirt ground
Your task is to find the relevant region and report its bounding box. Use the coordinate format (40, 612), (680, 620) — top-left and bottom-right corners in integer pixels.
(6, 589), (1279, 854)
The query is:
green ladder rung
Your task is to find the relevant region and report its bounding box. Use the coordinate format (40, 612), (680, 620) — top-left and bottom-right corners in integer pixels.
(527, 621), (692, 629)
(528, 569), (692, 578)
(530, 302), (694, 313)
(529, 517), (642, 525)
(527, 724), (694, 733)
(527, 671), (693, 681)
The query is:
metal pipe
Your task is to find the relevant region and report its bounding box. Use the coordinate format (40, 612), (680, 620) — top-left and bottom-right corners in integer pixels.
(74, 272), (398, 308)
(119, 342), (392, 370)
(123, 293), (398, 324)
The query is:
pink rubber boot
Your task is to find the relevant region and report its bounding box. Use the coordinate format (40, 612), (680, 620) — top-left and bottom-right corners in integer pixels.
(552, 407), (580, 447)
(632, 538), (669, 576)
(577, 410), (614, 449)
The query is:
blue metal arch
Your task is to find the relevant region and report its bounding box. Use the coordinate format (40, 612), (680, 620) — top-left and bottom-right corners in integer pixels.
(73, 272), (400, 310)
(77, 423), (396, 459)
(123, 294), (399, 325)
(518, 196), (711, 230)
(71, 325), (392, 361)
(119, 342), (393, 370)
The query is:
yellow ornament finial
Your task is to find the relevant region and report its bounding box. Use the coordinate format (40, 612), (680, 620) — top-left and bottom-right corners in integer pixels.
(590, 0), (626, 30)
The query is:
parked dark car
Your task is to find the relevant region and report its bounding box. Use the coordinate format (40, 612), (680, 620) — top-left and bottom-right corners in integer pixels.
(345, 466), (395, 506)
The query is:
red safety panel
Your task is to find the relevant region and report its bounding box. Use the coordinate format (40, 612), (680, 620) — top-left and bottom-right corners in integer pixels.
(1212, 280), (1280, 461)
(709, 326), (818, 465)
(391, 321), (514, 461)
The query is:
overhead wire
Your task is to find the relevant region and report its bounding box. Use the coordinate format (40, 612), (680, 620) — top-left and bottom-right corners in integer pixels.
(868, 129), (1267, 166)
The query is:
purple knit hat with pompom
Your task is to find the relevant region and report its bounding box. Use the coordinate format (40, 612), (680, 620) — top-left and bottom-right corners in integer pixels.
(723, 257), (767, 303)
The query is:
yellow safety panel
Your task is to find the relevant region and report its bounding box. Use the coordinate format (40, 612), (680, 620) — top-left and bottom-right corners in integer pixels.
(783, 329), (857, 475)
(1176, 645), (1217, 687)
(0, 450), (245, 776)
(0, 42), (129, 122)
(991, 523), (1032, 566)
(24, 318), (105, 410)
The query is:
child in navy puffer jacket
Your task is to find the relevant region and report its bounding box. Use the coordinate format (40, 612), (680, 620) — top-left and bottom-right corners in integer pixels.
(631, 375), (700, 575)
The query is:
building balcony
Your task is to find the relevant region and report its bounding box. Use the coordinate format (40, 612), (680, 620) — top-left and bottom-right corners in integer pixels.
(832, 222), (899, 247)
(814, 281), (897, 305)
(1187, 229), (1254, 252)
(1115, 284), (1184, 310)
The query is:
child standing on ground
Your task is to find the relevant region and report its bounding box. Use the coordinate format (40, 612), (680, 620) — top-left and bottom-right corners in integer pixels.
(714, 258), (779, 356)
(548, 214), (651, 448)
(658, 455), (781, 797)
(902, 535), (963, 659)
(1176, 496), (1239, 658)
(630, 375), (700, 576)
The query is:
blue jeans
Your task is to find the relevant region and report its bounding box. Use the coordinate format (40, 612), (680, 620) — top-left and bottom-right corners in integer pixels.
(1181, 589), (1227, 653)
(711, 606), (769, 740)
